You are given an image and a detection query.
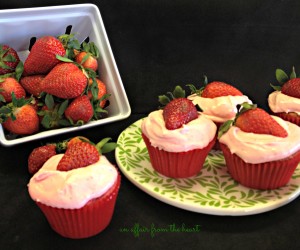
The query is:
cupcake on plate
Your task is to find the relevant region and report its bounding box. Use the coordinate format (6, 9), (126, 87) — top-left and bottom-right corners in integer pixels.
(268, 67), (300, 126)
(141, 87), (217, 178)
(218, 103), (300, 190)
(28, 137), (120, 239)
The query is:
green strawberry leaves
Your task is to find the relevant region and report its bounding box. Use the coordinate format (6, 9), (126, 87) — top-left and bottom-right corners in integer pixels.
(271, 66), (297, 91)
(186, 75), (208, 96)
(158, 85), (186, 107)
(95, 137), (117, 154)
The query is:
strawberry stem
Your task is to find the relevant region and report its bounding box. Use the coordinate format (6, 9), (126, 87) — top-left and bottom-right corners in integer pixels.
(95, 137), (117, 154)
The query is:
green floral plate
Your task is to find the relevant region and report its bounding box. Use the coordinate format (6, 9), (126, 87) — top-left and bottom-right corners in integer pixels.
(115, 118), (300, 216)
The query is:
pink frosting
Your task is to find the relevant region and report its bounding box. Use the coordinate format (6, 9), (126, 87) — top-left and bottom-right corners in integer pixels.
(28, 154), (117, 209)
(187, 94), (252, 123)
(219, 116), (300, 164)
(268, 91), (300, 115)
(141, 110), (217, 152)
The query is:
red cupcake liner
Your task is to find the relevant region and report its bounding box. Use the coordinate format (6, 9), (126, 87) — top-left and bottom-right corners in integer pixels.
(213, 122), (223, 150)
(275, 112), (300, 126)
(220, 143), (300, 190)
(36, 170), (121, 239)
(142, 133), (216, 178)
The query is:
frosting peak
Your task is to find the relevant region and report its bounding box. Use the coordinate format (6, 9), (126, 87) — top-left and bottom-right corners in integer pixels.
(268, 91), (300, 115)
(187, 94), (252, 123)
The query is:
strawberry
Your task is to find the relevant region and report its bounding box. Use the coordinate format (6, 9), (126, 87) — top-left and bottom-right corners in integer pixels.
(67, 136), (91, 148)
(23, 36), (66, 75)
(20, 75), (45, 97)
(163, 97), (198, 130)
(0, 45), (20, 75)
(87, 78), (107, 108)
(64, 95), (93, 124)
(272, 68), (300, 98)
(75, 51), (98, 71)
(75, 42), (99, 72)
(1, 95), (39, 135)
(281, 78), (300, 98)
(28, 144), (57, 175)
(57, 141), (100, 171)
(232, 104), (288, 137)
(0, 77), (26, 102)
(40, 62), (88, 99)
(201, 81), (243, 98)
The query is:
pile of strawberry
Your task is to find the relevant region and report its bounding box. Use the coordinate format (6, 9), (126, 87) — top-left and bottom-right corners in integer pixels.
(0, 34), (109, 137)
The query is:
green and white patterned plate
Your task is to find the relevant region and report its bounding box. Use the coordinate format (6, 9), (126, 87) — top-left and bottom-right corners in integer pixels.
(115, 118), (300, 216)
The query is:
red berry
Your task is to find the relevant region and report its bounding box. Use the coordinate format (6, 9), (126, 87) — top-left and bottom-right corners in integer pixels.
(3, 104), (39, 135)
(0, 45), (20, 75)
(40, 62), (88, 99)
(0, 77), (26, 102)
(64, 95), (93, 123)
(235, 107), (288, 137)
(163, 98), (198, 130)
(87, 78), (107, 108)
(57, 142), (100, 171)
(20, 75), (45, 97)
(201, 81), (243, 98)
(24, 36), (66, 75)
(75, 51), (98, 71)
(281, 78), (300, 98)
(28, 144), (57, 175)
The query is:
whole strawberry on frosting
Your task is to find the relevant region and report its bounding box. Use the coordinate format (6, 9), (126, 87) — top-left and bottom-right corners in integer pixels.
(158, 85), (199, 129)
(219, 102), (288, 138)
(163, 98), (198, 130)
(187, 76), (252, 125)
(268, 67), (300, 126)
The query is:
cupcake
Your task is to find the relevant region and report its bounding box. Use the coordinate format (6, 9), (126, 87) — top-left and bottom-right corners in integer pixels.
(141, 96), (217, 178)
(187, 80), (252, 149)
(28, 137), (120, 239)
(219, 103), (300, 190)
(268, 68), (300, 126)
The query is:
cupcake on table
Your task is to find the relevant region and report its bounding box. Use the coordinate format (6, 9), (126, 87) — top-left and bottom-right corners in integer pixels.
(141, 86), (217, 178)
(268, 67), (300, 126)
(218, 103), (300, 190)
(28, 136), (120, 239)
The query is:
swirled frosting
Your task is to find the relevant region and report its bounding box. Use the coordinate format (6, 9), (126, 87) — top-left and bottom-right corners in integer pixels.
(219, 116), (300, 164)
(187, 94), (252, 123)
(268, 91), (300, 115)
(141, 109), (217, 152)
(28, 154), (117, 209)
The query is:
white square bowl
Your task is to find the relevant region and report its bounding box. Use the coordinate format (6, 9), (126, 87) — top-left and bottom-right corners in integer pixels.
(0, 4), (131, 146)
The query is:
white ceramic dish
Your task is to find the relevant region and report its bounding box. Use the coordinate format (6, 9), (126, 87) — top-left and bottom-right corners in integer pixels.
(0, 4), (131, 146)
(115, 118), (300, 216)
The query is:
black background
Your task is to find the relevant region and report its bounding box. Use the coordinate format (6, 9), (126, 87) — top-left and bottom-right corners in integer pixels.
(1, 1), (300, 249)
